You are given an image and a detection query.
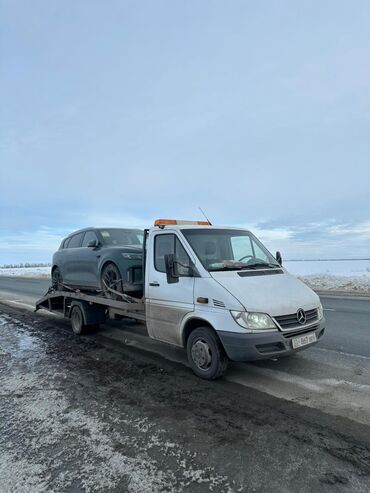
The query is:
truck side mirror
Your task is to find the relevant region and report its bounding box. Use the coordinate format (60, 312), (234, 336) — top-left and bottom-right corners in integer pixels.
(164, 254), (179, 284)
(276, 251), (282, 266)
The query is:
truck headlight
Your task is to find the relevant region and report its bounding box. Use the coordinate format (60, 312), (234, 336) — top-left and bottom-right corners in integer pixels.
(317, 303), (323, 320)
(230, 311), (277, 330)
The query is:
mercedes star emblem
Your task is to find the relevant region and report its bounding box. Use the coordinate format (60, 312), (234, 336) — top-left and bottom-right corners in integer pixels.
(297, 308), (306, 325)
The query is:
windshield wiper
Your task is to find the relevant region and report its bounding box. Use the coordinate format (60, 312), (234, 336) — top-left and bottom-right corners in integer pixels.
(209, 261), (280, 272)
(239, 262), (280, 270)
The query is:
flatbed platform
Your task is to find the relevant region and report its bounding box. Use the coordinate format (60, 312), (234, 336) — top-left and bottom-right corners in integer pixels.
(35, 288), (146, 333)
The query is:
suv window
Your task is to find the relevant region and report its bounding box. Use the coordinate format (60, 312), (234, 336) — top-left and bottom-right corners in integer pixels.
(63, 237), (71, 249)
(154, 234), (190, 274)
(99, 229), (143, 246)
(82, 230), (98, 247)
(67, 233), (84, 248)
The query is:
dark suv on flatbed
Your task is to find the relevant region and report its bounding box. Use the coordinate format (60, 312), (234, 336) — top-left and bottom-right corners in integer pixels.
(52, 228), (144, 297)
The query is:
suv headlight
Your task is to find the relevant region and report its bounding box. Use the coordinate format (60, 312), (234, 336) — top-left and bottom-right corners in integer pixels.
(121, 253), (142, 260)
(231, 311), (277, 330)
(317, 303), (324, 320)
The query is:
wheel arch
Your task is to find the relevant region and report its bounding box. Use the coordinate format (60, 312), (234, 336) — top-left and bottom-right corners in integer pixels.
(181, 317), (220, 347)
(98, 258), (124, 280)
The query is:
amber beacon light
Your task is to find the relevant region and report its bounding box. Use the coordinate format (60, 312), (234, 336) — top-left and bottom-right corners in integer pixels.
(154, 219), (210, 226)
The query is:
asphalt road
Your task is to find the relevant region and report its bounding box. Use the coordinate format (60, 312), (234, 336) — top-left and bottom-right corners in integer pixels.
(0, 276), (370, 491)
(0, 276), (369, 357)
(1, 301), (370, 492)
(0, 276), (50, 300)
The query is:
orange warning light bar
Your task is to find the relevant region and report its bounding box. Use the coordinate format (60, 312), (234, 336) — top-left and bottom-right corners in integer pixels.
(154, 219), (210, 227)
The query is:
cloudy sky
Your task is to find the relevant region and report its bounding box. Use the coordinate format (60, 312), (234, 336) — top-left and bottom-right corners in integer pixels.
(1, 0), (369, 264)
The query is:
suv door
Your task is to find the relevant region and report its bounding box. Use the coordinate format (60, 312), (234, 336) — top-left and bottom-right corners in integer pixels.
(78, 230), (101, 287)
(146, 232), (195, 346)
(62, 232), (84, 285)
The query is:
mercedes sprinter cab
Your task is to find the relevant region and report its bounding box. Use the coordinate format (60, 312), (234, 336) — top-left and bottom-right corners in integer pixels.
(145, 219), (325, 379)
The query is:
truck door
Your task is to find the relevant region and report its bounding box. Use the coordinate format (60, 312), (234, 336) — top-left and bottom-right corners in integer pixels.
(146, 232), (194, 346)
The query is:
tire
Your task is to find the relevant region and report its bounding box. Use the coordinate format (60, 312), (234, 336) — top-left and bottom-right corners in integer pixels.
(52, 267), (63, 290)
(186, 327), (228, 380)
(70, 305), (87, 335)
(100, 263), (123, 300)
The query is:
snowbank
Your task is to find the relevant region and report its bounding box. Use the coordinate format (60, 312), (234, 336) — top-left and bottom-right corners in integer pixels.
(0, 266), (51, 278)
(285, 259), (370, 294)
(298, 274), (370, 294)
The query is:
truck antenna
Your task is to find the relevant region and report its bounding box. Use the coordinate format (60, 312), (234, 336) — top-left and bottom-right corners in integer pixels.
(198, 207), (212, 225)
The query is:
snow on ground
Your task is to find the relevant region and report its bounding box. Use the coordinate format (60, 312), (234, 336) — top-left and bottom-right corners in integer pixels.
(0, 266), (51, 278)
(284, 259), (370, 277)
(298, 273), (370, 294)
(285, 260), (370, 294)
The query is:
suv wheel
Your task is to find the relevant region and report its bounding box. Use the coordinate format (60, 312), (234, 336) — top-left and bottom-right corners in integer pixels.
(101, 263), (123, 299)
(52, 267), (63, 290)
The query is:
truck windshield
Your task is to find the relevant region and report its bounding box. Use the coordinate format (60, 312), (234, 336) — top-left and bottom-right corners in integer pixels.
(98, 229), (144, 246)
(181, 229), (280, 271)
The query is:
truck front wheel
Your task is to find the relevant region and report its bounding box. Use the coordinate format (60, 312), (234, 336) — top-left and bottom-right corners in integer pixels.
(186, 327), (228, 380)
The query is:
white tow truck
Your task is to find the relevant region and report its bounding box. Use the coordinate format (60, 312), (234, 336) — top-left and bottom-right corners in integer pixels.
(36, 219), (325, 379)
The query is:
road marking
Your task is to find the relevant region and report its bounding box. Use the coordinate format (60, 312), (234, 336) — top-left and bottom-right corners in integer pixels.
(228, 366), (325, 392)
(3, 299), (36, 310)
(314, 346), (370, 361)
(323, 308), (336, 311)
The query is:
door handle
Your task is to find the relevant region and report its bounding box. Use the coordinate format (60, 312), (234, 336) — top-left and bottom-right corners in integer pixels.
(149, 281), (160, 287)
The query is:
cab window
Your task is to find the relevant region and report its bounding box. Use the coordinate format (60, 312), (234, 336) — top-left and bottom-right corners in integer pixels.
(154, 234), (190, 274)
(155, 234), (175, 272)
(230, 236), (253, 261)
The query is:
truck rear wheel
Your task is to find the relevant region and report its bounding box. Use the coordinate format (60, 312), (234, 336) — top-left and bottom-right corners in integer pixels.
(186, 327), (228, 380)
(70, 305), (87, 335)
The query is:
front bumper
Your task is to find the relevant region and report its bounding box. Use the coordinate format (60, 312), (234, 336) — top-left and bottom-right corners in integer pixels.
(217, 320), (326, 362)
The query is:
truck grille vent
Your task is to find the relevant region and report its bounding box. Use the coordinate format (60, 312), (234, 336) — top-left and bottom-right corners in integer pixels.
(282, 325), (319, 339)
(274, 308), (318, 330)
(212, 299), (226, 308)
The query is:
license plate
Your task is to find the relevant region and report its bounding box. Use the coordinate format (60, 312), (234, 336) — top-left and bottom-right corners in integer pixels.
(292, 332), (317, 349)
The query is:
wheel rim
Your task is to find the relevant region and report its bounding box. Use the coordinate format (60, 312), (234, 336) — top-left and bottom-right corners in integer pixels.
(72, 309), (82, 333)
(52, 269), (62, 288)
(102, 266), (120, 291)
(191, 339), (212, 370)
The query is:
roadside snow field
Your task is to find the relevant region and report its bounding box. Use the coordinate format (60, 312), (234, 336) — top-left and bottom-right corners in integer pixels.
(285, 259), (370, 294)
(298, 274), (370, 294)
(284, 259), (370, 277)
(0, 267), (50, 278)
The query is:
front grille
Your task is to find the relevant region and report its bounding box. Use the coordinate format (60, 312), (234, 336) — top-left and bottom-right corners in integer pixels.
(274, 308), (318, 330)
(282, 325), (319, 339)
